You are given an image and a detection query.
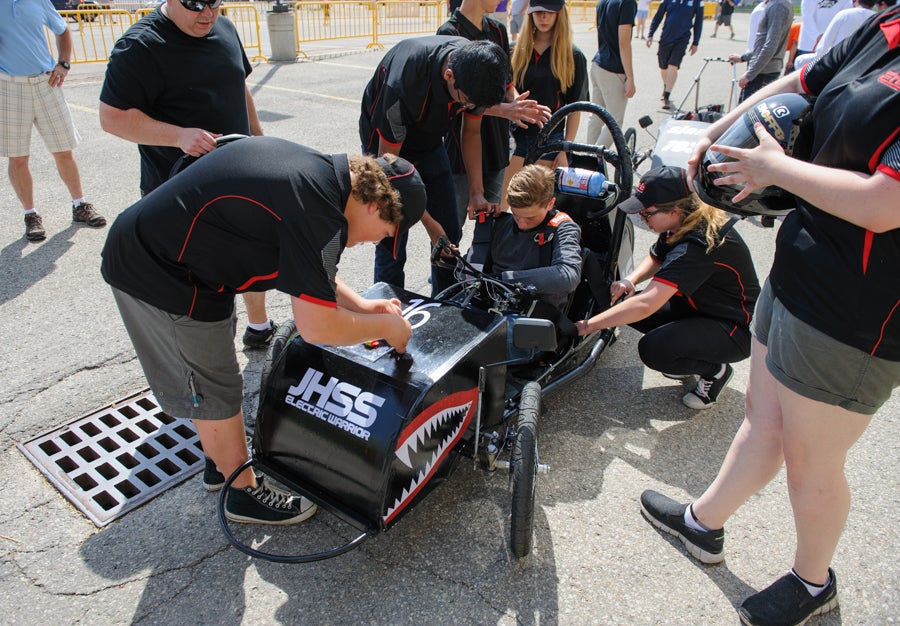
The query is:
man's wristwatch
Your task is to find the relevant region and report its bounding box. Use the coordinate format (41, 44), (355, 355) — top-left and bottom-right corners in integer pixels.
(57, 60), (70, 70)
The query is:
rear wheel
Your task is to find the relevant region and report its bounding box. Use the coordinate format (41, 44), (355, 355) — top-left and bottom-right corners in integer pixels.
(624, 127), (637, 163)
(258, 320), (297, 409)
(510, 381), (541, 558)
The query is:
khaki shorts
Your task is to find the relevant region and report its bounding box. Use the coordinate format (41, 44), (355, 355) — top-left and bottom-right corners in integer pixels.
(0, 72), (80, 157)
(112, 288), (243, 421)
(752, 280), (900, 415)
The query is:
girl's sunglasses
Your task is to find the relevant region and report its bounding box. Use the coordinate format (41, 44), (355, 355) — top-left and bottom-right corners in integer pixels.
(179, 0), (223, 12)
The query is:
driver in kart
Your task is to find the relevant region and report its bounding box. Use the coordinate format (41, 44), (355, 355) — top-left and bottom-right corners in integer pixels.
(100, 136), (426, 527)
(472, 164), (583, 312)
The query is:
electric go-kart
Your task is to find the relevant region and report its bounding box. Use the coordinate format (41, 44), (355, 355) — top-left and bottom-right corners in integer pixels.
(217, 103), (636, 563)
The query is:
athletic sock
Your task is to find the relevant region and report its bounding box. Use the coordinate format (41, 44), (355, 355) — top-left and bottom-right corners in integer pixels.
(72, 197), (86, 207)
(663, 91), (671, 101)
(683, 503), (712, 532)
(791, 568), (831, 597)
(248, 320), (272, 332)
(24, 208), (37, 215)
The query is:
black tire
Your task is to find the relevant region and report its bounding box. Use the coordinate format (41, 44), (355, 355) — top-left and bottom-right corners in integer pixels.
(624, 127), (637, 161)
(258, 320), (297, 405)
(510, 381), (541, 558)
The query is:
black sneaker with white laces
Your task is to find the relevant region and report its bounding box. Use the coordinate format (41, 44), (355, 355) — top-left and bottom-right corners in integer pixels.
(738, 569), (838, 626)
(683, 363), (733, 409)
(225, 477), (317, 525)
(640, 490), (725, 564)
(242, 320), (277, 349)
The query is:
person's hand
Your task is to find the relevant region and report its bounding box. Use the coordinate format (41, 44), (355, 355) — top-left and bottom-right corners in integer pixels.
(707, 122), (787, 203)
(503, 91), (552, 129)
(686, 134), (714, 188)
(467, 192), (500, 220)
(610, 278), (634, 304)
(367, 297), (403, 316)
(646, 36), (653, 48)
(689, 44), (698, 56)
(382, 314), (412, 354)
(624, 76), (636, 99)
(552, 150), (569, 171)
(48, 64), (68, 88)
(178, 128), (221, 157)
(738, 73), (750, 89)
(574, 319), (590, 335)
(728, 53), (743, 64)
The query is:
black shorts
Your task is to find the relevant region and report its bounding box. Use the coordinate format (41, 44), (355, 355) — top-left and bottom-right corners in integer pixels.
(716, 12), (732, 26)
(658, 40), (689, 69)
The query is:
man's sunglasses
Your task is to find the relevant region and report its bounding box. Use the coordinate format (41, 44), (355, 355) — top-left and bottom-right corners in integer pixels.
(179, 0), (222, 12)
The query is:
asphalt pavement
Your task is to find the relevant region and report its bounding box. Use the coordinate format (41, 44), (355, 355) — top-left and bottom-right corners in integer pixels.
(1, 12), (897, 625)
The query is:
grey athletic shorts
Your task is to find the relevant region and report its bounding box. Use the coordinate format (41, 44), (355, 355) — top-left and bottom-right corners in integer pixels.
(752, 280), (900, 415)
(112, 288), (243, 421)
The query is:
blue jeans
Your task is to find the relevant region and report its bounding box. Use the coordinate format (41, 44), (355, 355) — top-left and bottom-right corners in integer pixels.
(374, 145), (460, 295)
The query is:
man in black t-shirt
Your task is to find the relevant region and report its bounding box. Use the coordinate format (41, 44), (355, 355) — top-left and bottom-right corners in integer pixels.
(360, 36), (548, 295)
(101, 137), (426, 526)
(98, 0), (274, 352)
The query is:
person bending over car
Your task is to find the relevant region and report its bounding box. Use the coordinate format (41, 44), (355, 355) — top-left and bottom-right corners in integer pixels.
(473, 164), (583, 312)
(101, 136), (425, 526)
(574, 166), (760, 409)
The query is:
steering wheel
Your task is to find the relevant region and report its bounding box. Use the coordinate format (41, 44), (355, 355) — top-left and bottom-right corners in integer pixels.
(524, 102), (634, 218)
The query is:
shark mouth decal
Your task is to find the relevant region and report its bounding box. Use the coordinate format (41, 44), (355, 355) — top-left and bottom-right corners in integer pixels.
(383, 388), (478, 525)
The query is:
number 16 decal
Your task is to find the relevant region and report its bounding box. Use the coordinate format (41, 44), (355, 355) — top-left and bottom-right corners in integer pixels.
(402, 299), (441, 329)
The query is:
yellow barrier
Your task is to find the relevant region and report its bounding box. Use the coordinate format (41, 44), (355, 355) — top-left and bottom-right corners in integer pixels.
(222, 3), (266, 61)
(649, 1), (718, 21)
(291, 0), (377, 57)
(52, 10), (135, 63)
(371, 1), (445, 48)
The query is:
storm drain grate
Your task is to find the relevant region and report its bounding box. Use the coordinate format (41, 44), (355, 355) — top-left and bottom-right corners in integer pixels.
(18, 389), (207, 527)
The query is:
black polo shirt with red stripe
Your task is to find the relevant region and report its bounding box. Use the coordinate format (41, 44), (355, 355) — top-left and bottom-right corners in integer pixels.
(649, 225), (760, 328)
(770, 7), (900, 359)
(514, 44), (589, 140)
(359, 36), (474, 162)
(101, 137), (348, 321)
(437, 12), (512, 173)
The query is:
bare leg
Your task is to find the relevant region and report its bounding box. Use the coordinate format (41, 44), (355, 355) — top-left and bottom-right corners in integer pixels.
(692, 338), (785, 528)
(242, 291), (268, 325)
(8, 156), (35, 210)
(51, 150), (84, 200)
(779, 384), (872, 584)
(193, 413), (255, 489)
(664, 66), (679, 94)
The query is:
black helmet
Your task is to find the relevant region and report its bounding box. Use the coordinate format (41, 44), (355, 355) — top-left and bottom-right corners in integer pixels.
(693, 94), (812, 218)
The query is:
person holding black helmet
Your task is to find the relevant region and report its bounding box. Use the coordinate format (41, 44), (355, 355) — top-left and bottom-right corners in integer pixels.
(640, 7), (900, 624)
(575, 166), (760, 409)
(101, 137), (426, 527)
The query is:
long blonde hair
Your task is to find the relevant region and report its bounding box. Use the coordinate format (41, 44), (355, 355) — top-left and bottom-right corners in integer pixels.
(662, 194), (730, 253)
(511, 7), (576, 92)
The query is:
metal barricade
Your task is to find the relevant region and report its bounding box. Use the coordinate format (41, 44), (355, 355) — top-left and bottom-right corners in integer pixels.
(53, 9), (135, 63)
(292, 1), (378, 56)
(371, 1), (444, 47)
(222, 3), (266, 61)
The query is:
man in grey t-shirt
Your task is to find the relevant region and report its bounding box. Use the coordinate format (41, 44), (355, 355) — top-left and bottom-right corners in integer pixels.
(727, 0), (793, 101)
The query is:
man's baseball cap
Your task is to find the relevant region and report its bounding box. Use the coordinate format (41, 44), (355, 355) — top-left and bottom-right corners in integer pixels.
(528, 0), (565, 13)
(376, 155), (426, 259)
(617, 166), (693, 214)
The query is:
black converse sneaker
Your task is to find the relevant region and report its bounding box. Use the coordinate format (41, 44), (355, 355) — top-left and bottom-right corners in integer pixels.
(738, 569), (838, 625)
(682, 363), (733, 409)
(640, 490), (725, 564)
(225, 477), (317, 525)
(202, 457), (225, 492)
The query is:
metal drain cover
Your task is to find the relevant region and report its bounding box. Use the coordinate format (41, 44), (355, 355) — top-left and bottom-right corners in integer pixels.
(19, 389), (206, 527)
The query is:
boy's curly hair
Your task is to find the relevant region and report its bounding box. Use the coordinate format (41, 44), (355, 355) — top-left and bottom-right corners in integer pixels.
(349, 154), (403, 224)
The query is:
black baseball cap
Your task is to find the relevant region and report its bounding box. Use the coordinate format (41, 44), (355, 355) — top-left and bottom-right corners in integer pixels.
(376, 156), (426, 259)
(617, 166), (693, 214)
(528, 0), (564, 13)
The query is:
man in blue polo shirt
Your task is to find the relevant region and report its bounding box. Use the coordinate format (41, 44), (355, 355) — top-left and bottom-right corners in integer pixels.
(0, 0), (106, 242)
(646, 0), (704, 109)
